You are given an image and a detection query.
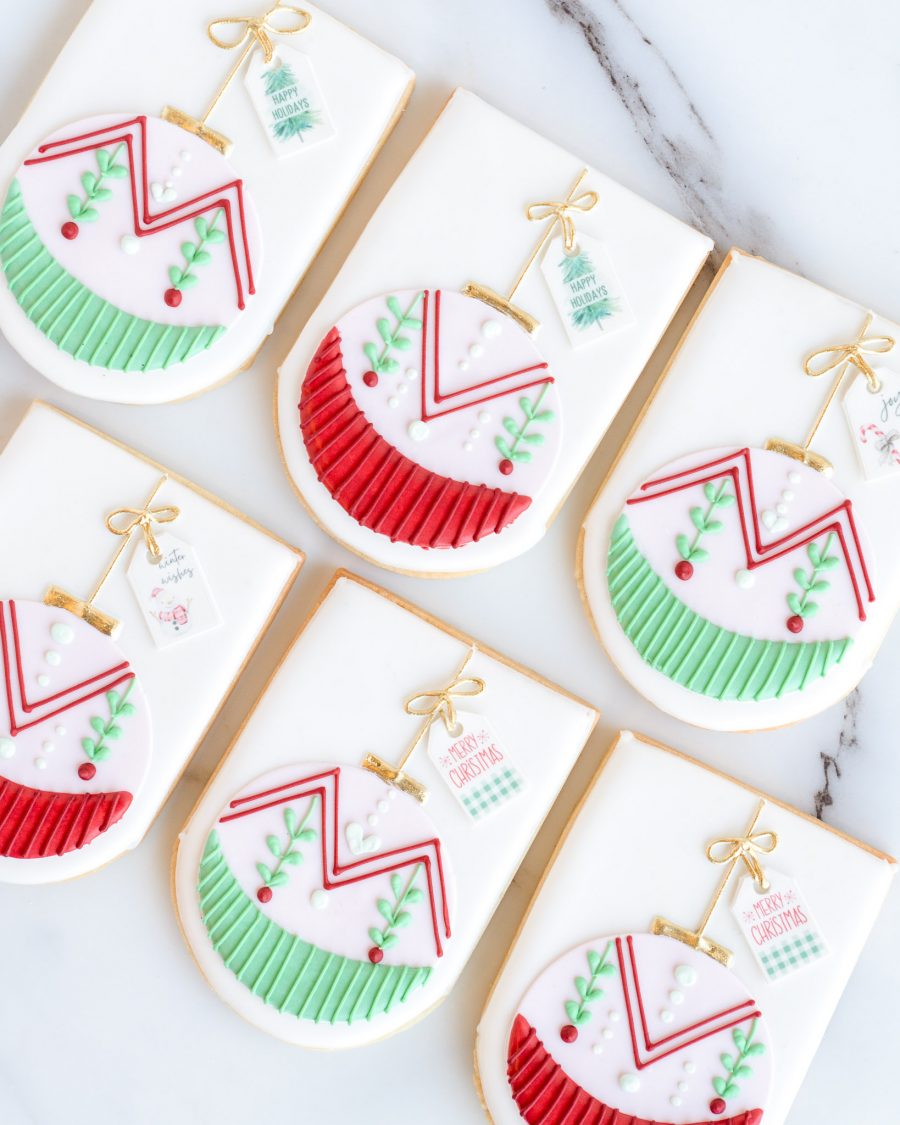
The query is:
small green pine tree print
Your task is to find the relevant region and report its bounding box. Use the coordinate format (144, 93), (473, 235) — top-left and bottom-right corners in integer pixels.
(263, 62), (297, 97)
(560, 249), (595, 285)
(559, 250), (618, 329)
(272, 109), (320, 142)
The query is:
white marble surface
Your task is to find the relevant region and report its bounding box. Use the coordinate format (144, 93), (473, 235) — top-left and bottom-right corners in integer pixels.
(0, 2), (897, 1123)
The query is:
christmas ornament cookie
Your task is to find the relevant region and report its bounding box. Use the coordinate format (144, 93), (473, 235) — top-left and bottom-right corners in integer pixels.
(174, 571), (597, 1046)
(581, 250), (900, 730)
(278, 89), (712, 575)
(475, 732), (896, 1125)
(0, 403), (301, 883)
(0, 1), (413, 404)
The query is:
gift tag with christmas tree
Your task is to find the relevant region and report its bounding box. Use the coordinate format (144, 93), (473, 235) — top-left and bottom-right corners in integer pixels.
(539, 231), (636, 347)
(244, 44), (335, 156)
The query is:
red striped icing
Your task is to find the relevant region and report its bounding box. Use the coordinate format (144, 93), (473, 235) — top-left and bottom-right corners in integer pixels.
(0, 774), (132, 858)
(299, 327), (532, 548)
(506, 1014), (764, 1125)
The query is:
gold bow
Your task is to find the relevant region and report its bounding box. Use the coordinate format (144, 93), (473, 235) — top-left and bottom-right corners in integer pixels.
(208, 4), (311, 64)
(405, 676), (485, 735)
(706, 829), (778, 891)
(105, 504), (180, 562)
(526, 188), (599, 253)
(804, 330), (894, 393)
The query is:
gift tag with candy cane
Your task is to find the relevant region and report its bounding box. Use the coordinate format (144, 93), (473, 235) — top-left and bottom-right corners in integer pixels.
(125, 529), (221, 649)
(426, 711), (525, 822)
(843, 364), (900, 481)
(731, 868), (828, 982)
(244, 44), (335, 157)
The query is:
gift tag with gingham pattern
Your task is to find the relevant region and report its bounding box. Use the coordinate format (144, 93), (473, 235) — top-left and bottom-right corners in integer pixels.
(731, 868), (828, 982)
(427, 711), (524, 822)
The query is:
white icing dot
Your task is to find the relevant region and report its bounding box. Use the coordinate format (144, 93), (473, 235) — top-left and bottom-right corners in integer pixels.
(592, 1043), (603, 1055)
(165, 180), (174, 190)
(310, 889), (328, 910)
(482, 319), (502, 339)
(776, 502), (789, 516)
(44, 650), (61, 666)
(172, 167), (183, 178)
(405, 368), (417, 380)
(660, 1009), (673, 1024)
(469, 343), (484, 358)
(477, 410), (492, 425)
(35, 757), (47, 771)
(669, 989), (684, 1005)
(408, 420), (429, 442)
(458, 360), (470, 372)
(50, 623), (74, 645)
(601, 1028), (613, 1040)
(463, 442), (474, 452)
(388, 788), (397, 799)
(180, 150), (192, 161)
(782, 489), (795, 502)
(670, 1096), (683, 1108)
(377, 800), (389, 814)
(608, 1010), (620, 1023)
(367, 814), (378, 827)
(618, 1073), (640, 1094)
(470, 429), (480, 440)
(37, 674), (50, 688)
(788, 469), (802, 484)
(42, 741), (55, 754)
(388, 397), (399, 408)
(0, 737), (14, 759)
(55, 725), (66, 737)
(735, 568), (755, 589)
(683, 1062), (696, 1075)
(678, 1081), (689, 1093)
(397, 383), (408, 395)
(120, 234), (140, 255)
(674, 964), (698, 987)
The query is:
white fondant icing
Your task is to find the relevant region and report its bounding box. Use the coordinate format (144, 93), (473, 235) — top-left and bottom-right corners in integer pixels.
(44, 649), (60, 665)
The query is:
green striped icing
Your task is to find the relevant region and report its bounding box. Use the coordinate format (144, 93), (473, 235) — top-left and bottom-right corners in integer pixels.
(607, 514), (851, 701)
(0, 179), (226, 371)
(198, 831), (431, 1024)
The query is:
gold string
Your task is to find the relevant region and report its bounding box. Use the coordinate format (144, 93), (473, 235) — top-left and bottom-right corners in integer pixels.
(694, 800), (775, 940)
(396, 654), (482, 771)
(105, 502), (180, 564)
(86, 477), (171, 605)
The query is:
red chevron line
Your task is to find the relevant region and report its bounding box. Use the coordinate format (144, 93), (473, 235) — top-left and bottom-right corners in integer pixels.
(627, 447), (874, 620)
(25, 115), (255, 310)
(219, 767), (451, 957)
(419, 289), (552, 422)
(618, 936), (759, 1070)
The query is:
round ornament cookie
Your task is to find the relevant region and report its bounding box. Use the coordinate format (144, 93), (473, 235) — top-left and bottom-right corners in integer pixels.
(507, 933), (771, 1125)
(0, 113), (260, 386)
(298, 288), (561, 552)
(0, 599), (151, 863)
(606, 446), (873, 706)
(192, 762), (454, 1042)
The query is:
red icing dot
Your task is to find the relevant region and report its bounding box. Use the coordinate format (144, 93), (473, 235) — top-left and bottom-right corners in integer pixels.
(61, 221), (79, 240)
(499, 458), (514, 476)
(164, 287), (183, 308)
(787, 614), (804, 634)
(256, 886), (273, 904)
(368, 947), (384, 964)
(77, 762), (96, 781)
(710, 1097), (727, 1116)
(362, 370), (379, 388)
(674, 560), (694, 581)
(559, 1024), (578, 1043)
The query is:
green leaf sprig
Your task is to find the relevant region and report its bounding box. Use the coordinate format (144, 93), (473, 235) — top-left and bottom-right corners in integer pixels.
(363, 293), (423, 376)
(495, 383), (555, 465)
(712, 1019), (766, 1103)
(168, 209), (227, 293)
(787, 532), (839, 619)
(368, 863), (425, 952)
(67, 144), (128, 223)
(81, 678), (136, 763)
(676, 479), (735, 564)
(256, 795), (319, 891)
(563, 941), (616, 1027)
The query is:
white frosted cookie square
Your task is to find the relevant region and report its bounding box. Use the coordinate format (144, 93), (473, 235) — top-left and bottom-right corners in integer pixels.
(475, 731), (895, 1125)
(580, 250), (900, 731)
(0, 402), (302, 883)
(173, 572), (597, 1047)
(277, 88), (712, 576)
(0, 0), (413, 404)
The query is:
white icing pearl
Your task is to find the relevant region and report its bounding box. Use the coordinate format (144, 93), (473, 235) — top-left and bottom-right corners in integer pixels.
(367, 814), (378, 827)
(45, 650), (61, 666)
(180, 150), (192, 161)
(482, 319), (502, 339)
(470, 429), (480, 440)
(477, 410), (492, 425)
(674, 964), (698, 987)
(592, 1043), (603, 1055)
(388, 397), (399, 409)
(601, 1028), (613, 1040)
(669, 990), (684, 1005)
(670, 1096), (683, 1108)
(608, 1010), (620, 1022)
(172, 167), (183, 178)
(0, 737), (14, 759)
(463, 442), (473, 452)
(397, 383), (408, 395)
(660, 1009), (673, 1023)
(618, 1074), (640, 1094)
(165, 180), (174, 190)
(788, 469), (802, 484)
(776, 502), (789, 516)
(735, 568), (755, 589)
(408, 420), (429, 442)
(469, 343), (484, 358)
(782, 489), (795, 502)
(684, 1061), (696, 1074)
(678, 1081), (689, 1093)
(37, 674), (50, 688)
(50, 623), (74, 645)
(405, 368), (417, 380)
(120, 234), (140, 255)
(55, 725), (66, 737)
(458, 360), (470, 372)
(35, 757), (47, 770)
(42, 741), (54, 754)
(310, 889), (328, 910)
(377, 800), (389, 814)
(388, 788), (397, 799)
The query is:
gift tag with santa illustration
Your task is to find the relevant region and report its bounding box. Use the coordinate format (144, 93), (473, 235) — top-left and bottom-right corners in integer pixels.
(426, 710), (524, 822)
(244, 45), (335, 157)
(125, 531), (221, 649)
(731, 868), (828, 982)
(843, 365), (900, 481)
(539, 232), (636, 348)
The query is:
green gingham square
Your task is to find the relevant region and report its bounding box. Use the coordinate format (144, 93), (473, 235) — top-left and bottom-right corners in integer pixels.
(759, 931), (826, 980)
(460, 766), (524, 821)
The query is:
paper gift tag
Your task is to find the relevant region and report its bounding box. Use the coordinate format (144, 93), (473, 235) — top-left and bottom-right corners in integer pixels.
(843, 365), (900, 481)
(126, 532), (221, 649)
(244, 46), (335, 157)
(539, 233), (636, 348)
(731, 868), (828, 981)
(427, 711), (524, 821)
